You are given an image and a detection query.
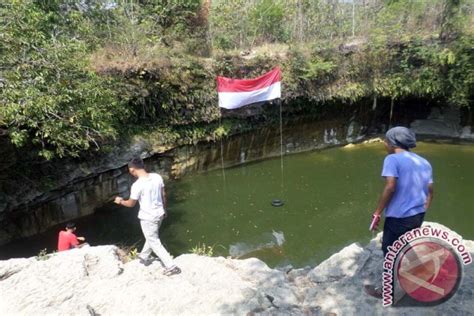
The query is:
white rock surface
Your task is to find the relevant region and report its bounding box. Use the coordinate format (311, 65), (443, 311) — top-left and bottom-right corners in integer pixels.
(0, 222), (472, 315)
(0, 247), (298, 315)
(308, 243), (370, 283)
(460, 126), (474, 140)
(302, 222), (474, 315)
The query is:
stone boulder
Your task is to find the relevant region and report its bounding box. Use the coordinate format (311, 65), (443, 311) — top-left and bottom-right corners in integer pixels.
(0, 246), (299, 315)
(411, 107), (462, 138)
(308, 242), (371, 283)
(0, 222), (472, 315)
(460, 126), (474, 140)
(303, 222), (474, 315)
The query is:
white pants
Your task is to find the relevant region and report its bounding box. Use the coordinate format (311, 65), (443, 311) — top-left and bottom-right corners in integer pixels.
(139, 219), (174, 269)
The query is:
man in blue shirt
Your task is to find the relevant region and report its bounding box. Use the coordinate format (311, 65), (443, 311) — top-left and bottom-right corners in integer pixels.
(365, 126), (434, 298)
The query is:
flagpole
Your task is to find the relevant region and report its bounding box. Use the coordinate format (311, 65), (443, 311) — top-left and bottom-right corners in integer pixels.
(279, 98), (284, 195)
(217, 66), (282, 203)
(218, 114), (227, 189)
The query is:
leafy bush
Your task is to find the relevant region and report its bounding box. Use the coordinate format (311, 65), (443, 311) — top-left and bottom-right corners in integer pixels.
(1, 2), (127, 159)
(1, 0), (473, 161)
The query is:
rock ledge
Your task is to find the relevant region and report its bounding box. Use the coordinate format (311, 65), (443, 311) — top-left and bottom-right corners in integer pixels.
(0, 222), (472, 315)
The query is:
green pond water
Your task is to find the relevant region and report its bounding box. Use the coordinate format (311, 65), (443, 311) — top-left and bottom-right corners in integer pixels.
(1, 142), (473, 267)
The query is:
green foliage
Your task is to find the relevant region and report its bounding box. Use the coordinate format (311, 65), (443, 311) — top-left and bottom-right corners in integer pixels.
(444, 35), (474, 107)
(127, 247), (139, 261)
(135, 118), (253, 149)
(190, 242), (215, 256)
(210, 0), (253, 49)
(211, 0), (359, 49)
(1, 1), (127, 159)
(145, 56), (219, 125)
(249, 0), (287, 44)
(1, 0), (473, 161)
(116, 245), (139, 263)
(371, 37), (473, 106)
(36, 248), (51, 261)
(103, 0), (205, 55)
(300, 56), (337, 81)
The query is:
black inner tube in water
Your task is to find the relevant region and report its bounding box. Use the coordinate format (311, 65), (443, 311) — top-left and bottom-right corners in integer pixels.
(271, 199), (284, 207)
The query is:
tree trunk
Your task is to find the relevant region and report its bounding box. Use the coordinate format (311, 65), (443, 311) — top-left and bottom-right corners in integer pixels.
(389, 97), (394, 128)
(439, 0), (460, 41)
(372, 94), (377, 111)
(200, 1), (212, 47)
(469, 106), (473, 126)
(352, 0), (355, 37)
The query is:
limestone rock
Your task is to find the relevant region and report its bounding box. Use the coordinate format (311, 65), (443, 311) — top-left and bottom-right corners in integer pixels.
(460, 126), (474, 140)
(304, 222), (474, 315)
(0, 246), (298, 315)
(308, 243), (371, 283)
(0, 258), (34, 281)
(0, 222), (472, 315)
(363, 137), (383, 144)
(411, 106), (462, 138)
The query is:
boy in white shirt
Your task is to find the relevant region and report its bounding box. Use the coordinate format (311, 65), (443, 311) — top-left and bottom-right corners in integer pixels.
(115, 157), (181, 276)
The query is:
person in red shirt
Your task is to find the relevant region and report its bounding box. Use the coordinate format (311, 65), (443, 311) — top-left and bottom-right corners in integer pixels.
(57, 222), (86, 251)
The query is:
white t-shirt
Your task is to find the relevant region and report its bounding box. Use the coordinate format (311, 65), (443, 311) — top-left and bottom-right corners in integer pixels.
(130, 173), (165, 222)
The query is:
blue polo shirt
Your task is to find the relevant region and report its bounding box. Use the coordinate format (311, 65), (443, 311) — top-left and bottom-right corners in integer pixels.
(382, 151), (433, 218)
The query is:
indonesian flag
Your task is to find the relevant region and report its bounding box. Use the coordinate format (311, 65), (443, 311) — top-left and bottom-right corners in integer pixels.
(217, 67), (281, 109)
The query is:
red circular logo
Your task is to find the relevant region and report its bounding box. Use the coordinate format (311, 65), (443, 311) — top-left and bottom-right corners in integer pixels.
(396, 241), (460, 303)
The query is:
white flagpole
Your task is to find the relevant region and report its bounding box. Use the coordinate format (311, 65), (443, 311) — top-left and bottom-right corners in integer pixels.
(270, 98), (285, 207)
(279, 98), (284, 195)
(218, 115), (227, 188)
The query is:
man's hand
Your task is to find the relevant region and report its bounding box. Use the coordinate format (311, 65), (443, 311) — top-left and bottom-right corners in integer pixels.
(371, 176), (396, 228)
(77, 237), (85, 242)
(114, 197), (137, 208)
(424, 183), (434, 210)
(114, 197), (123, 205)
(369, 213), (381, 231)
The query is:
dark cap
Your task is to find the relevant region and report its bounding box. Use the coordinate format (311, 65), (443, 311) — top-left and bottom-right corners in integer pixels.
(385, 126), (416, 150)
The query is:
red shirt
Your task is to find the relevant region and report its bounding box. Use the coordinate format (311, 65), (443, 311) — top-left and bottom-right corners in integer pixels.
(57, 231), (79, 251)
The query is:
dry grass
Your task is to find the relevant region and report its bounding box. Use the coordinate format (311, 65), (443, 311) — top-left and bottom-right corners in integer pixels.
(90, 44), (174, 74)
(91, 42), (295, 75)
(115, 244), (140, 264)
(212, 42), (290, 59)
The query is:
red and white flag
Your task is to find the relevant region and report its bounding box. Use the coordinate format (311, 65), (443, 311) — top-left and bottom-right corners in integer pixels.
(217, 67), (281, 109)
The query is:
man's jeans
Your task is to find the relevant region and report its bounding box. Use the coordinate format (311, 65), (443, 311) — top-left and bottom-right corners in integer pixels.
(382, 212), (425, 257)
(140, 219), (174, 269)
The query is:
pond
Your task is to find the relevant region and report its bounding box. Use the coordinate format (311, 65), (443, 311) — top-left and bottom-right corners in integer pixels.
(1, 142), (473, 268)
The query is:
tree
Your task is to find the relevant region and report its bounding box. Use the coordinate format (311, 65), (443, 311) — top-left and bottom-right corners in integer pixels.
(1, 1), (127, 159)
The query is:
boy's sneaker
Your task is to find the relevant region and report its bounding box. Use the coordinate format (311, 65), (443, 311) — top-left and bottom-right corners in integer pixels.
(364, 284), (383, 299)
(138, 257), (153, 267)
(163, 266), (181, 276)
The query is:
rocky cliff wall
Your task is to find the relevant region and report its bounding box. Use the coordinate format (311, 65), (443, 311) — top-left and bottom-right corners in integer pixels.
(0, 116), (363, 246)
(1, 103), (471, 247)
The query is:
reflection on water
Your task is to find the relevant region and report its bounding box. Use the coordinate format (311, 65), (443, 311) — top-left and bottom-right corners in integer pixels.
(0, 142), (473, 268)
(229, 230), (285, 258)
